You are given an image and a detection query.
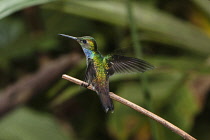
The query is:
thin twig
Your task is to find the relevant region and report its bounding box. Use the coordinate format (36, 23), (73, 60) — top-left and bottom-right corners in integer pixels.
(62, 74), (197, 140)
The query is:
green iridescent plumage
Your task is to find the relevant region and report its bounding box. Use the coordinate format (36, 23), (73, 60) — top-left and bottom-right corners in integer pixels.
(59, 34), (155, 112)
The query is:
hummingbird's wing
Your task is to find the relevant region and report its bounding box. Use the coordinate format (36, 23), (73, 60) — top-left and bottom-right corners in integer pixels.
(84, 59), (96, 85)
(105, 55), (155, 76)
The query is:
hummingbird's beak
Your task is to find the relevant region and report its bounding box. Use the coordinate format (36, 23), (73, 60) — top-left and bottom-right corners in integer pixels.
(58, 34), (78, 40)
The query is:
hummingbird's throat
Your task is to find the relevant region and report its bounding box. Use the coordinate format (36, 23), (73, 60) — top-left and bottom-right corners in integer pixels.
(82, 47), (94, 59)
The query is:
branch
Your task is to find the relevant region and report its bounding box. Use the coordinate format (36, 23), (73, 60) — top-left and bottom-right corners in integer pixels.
(62, 74), (197, 140)
(0, 53), (82, 118)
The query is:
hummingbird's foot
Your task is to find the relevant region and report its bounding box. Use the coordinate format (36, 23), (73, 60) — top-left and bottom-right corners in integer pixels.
(81, 82), (89, 88)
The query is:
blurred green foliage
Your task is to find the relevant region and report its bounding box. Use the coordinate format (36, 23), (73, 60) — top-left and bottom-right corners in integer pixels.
(0, 107), (72, 140)
(0, 0), (210, 140)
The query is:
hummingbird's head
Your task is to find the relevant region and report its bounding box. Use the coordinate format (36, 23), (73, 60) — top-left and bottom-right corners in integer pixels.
(59, 34), (97, 51)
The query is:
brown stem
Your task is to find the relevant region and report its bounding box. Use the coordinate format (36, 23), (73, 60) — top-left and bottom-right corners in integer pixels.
(62, 74), (197, 140)
(0, 53), (82, 118)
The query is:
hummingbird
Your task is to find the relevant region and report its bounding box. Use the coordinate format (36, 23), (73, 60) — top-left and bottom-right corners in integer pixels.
(59, 34), (155, 113)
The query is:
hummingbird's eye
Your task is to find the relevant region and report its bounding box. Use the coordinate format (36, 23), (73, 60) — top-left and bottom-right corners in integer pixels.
(82, 40), (87, 44)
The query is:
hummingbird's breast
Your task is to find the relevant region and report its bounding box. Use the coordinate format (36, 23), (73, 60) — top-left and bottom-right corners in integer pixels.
(92, 55), (108, 85)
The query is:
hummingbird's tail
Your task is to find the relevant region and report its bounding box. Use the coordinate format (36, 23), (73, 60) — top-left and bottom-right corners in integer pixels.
(96, 88), (114, 113)
(98, 92), (114, 113)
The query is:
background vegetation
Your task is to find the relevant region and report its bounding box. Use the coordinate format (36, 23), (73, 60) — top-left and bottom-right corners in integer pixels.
(0, 0), (210, 140)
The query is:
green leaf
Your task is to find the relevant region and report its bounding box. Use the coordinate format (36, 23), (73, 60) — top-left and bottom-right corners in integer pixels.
(0, 107), (73, 140)
(191, 0), (210, 18)
(0, 0), (56, 20)
(45, 1), (210, 54)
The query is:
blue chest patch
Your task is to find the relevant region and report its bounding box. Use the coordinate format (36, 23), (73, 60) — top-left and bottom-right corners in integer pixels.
(82, 48), (93, 59)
